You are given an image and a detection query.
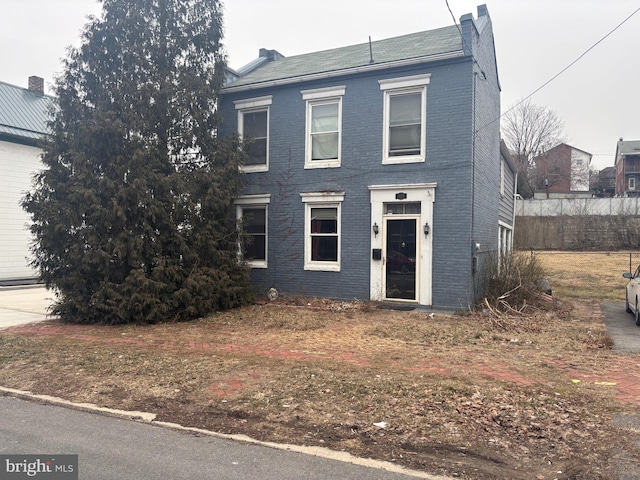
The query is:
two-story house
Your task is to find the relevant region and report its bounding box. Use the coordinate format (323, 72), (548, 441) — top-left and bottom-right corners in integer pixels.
(0, 77), (51, 284)
(531, 143), (592, 199)
(593, 166), (616, 197)
(615, 138), (640, 196)
(220, 5), (513, 310)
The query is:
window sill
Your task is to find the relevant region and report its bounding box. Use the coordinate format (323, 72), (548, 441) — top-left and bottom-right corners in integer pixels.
(382, 155), (425, 165)
(304, 160), (341, 169)
(304, 263), (341, 272)
(240, 165), (269, 173)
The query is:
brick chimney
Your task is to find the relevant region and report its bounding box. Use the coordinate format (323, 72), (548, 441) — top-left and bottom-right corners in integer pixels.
(258, 48), (284, 62)
(28, 76), (44, 94)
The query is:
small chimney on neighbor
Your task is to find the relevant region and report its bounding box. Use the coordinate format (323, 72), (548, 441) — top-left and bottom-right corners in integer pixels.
(258, 48), (284, 62)
(28, 76), (44, 94)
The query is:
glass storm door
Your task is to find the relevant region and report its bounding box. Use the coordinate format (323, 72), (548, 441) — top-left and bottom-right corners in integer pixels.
(384, 218), (417, 301)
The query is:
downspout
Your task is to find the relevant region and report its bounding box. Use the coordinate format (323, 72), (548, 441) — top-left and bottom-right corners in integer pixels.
(622, 154), (625, 195)
(466, 18), (478, 308)
(471, 70), (477, 274)
(512, 171), (518, 249)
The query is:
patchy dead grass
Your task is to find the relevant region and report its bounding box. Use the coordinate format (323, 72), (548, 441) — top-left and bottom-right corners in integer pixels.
(0, 296), (633, 479)
(534, 251), (633, 302)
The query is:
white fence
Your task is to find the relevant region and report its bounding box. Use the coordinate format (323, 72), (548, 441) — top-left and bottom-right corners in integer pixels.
(516, 197), (640, 217)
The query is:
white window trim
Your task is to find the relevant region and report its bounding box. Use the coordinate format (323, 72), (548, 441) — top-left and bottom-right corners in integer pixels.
(234, 96), (273, 110)
(379, 74), (430, 165)
(300, 192), (345, 272)
(235, 194), (271, 268)
(235, 96), (272, 173)
(301, 86), (345, 169)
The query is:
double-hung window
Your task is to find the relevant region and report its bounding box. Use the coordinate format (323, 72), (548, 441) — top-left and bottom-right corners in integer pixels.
(301, 86), (345, 169)
(234, 96), (272, 173)
(379, 74), (430, 164)
(300, 192), (344, 271)
(235, 194), (271, 268)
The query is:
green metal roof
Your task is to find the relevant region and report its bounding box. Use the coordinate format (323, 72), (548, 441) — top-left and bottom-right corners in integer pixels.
(224, 25), (463, 91)
(0, 81), (52, 142)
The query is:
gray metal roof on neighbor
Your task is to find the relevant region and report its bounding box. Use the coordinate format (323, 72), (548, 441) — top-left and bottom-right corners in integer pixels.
(0, 81), (52, 142)
(617, 140), (640, 156)
(223, 25), (463, 91)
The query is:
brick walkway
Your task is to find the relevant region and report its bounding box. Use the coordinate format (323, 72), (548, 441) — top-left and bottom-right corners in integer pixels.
(4, 304), (640, 405)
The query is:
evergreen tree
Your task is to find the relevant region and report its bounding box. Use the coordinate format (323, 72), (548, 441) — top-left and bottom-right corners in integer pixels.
(23, 0), (253, 324)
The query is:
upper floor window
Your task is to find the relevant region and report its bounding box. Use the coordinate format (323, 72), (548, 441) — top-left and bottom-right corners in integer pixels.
(301, 86), (345, 169)
(379, 74), (430, 165)
(234, 96), (272, 173)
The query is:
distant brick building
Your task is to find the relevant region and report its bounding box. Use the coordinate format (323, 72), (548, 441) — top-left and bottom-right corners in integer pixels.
(593, 166), (616, 197)
(532, 143), (592, 198)
(615, 138), (640, 196)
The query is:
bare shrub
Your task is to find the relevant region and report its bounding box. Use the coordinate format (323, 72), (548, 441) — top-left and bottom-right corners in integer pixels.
(481, 251), (551, 314)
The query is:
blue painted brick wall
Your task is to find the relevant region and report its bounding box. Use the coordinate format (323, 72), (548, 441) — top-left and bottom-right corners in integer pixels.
(220, 17), (501, 309)
(454, 10), (503, 303)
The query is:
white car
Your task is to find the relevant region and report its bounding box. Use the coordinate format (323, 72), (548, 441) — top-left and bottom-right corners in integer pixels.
(623, 266), (640, 326)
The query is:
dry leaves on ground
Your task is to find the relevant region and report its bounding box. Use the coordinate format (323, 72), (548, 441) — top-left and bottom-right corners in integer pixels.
(0, 298), (635, 479)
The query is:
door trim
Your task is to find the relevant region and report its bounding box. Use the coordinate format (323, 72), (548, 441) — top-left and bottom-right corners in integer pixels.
(369, 183), (436, 305)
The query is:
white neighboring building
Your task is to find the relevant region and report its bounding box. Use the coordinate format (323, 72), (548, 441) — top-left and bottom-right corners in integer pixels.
(570, 148), (591, 192)
(0, 77), (51, 284)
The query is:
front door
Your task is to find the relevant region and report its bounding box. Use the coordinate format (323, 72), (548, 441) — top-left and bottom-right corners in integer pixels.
(384, 217), (417, 301)
(369, 183), (435, 306)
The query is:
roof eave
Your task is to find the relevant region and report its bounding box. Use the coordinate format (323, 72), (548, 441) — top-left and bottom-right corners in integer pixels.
(567, 145), (593, 158)
(500, 139), (517, 172)
(221, 50), (465, 94)
(0, 132), (44, 147)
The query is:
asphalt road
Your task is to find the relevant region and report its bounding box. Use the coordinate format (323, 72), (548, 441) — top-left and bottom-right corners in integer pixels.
(0, 396), (441, 480)
(601, 302), (640, 353)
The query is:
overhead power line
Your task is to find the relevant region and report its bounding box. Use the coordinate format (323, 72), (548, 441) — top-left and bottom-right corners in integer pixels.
(444, 0), (486, 78)
(476, 5), (640, 133)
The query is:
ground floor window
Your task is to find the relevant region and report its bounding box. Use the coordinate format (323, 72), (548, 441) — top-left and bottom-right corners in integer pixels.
(300, 192), (344, 271)
(235, 195), (270, 268)
(242, 207), (267, 262)
(499, 223), (513, 267)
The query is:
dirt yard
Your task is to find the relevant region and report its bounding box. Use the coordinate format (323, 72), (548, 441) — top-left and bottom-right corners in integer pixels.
(1, 295), (639, 479)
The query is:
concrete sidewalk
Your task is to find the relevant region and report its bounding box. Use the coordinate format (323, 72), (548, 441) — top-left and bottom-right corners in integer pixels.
(0, 285), (56, 328)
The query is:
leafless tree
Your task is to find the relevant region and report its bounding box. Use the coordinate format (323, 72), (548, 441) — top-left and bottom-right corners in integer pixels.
(532, 155), (567, 193)
(502, 99), (566, 198)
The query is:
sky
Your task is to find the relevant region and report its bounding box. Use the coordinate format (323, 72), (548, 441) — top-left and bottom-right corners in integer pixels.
(1, 0), (639, 170)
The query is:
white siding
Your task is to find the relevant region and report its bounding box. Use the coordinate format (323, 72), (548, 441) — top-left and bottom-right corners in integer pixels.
(0, 140), (41, 281)
(570, 149), (591, 192)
